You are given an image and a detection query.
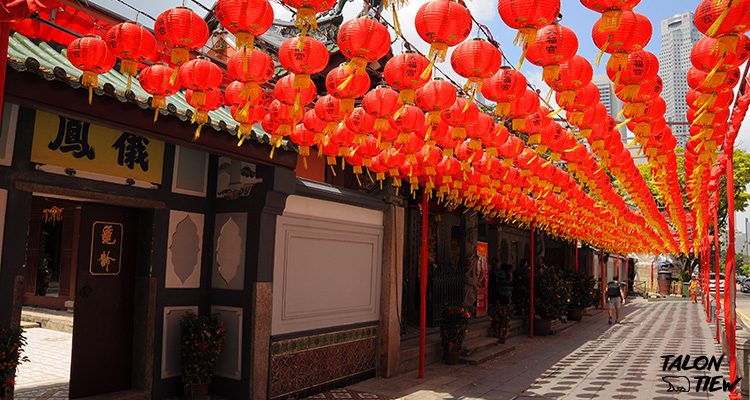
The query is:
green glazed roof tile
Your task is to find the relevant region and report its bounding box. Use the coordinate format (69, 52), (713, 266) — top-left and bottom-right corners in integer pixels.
(7, 32), (290, 151)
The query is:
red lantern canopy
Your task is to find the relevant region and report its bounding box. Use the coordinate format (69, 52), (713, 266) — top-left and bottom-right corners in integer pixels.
(581, 0), (641, 31)
(154, 7), (209, 70)
(525, 23), (578, 81)
(228, 49), (274, 102)
(105, 22), (156, 92)
(482, 67), (528, 117)
(415, 78), (458, 124)
(215, 0), (274, 52)
(278, 36), (329, 89)
(325, 64), (371, 114)
(363, 86), (401, 134)
(441, 98), (479, 140)
(281, 0), (336, 42)
(138, 64), (181, 121)
(338, 17), (391, 76)
(592, 10), (651, 65)
(186, 87), (223, 140)
(415, 0), (472, 73)
(497, 0), (561, 64)
(451, 38), (503, 105)
(67, 35), (115, 104)
(384, 52), (431, 107)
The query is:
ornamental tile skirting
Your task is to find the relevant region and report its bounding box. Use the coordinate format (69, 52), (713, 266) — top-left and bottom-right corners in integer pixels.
(270, 326), (378, 399)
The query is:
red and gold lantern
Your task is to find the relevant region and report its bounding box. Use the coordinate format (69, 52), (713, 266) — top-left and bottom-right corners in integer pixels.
(482, 67), (528, 116)
(215, 0), (274, 52)
(384, 52), (431, 108)
(154, 7), (209, 71)
(106, 22), (156, 92)
(278, 36), (329, 89)
(415, 0), (472, 74)
(186, 87), (223, 140)
(67, 35), (116, 104)
(450, 38), (503, 105)
(525, 23), (578, 80)
(138, 64), (181, 121)
(497, 0), (561, 64)
(415, 78), (458, 124)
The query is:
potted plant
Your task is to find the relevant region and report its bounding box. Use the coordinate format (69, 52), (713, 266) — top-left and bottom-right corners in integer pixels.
(567, 272), (595, 322)
(592, 287), (602, 309)
(0, 326), (29, 399)
(534, 269), (571, 336)
(180, 312), (225, 400)
(440, 306), (471, 364)
(488, 302), (513, 343)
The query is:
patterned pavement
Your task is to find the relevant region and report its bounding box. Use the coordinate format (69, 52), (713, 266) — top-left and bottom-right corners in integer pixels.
(14, 327), (71, 396)
(348, 300), (733, 399)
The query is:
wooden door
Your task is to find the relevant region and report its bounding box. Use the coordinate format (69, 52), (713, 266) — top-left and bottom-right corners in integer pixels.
(69, 203), (138, 398)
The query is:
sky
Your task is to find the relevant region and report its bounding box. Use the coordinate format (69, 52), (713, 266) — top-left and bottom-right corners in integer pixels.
(91, 0), (750, 233)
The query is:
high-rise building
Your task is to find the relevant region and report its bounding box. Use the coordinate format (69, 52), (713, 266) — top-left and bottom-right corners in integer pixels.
(660, 12), (702, 147)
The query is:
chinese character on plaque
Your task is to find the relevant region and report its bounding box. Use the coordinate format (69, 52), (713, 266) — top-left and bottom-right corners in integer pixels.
(90, 222), (123, 275)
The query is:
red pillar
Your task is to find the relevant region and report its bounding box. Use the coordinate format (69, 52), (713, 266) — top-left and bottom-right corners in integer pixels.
(601, 250), (605, 309)
(575, 240), (579, 273)
(529, 223), (535, 338)
(715, 207), (721, 343)
(0, 23), (9, 131)
(724, 151), (741, 400)
(419, 195), (428, 379)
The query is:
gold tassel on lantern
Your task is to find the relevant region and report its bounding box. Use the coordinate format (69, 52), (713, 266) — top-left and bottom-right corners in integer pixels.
(494, 102), (511, 117)
(542, 64), (561, 83)
(235, 31), (255, 52)
(81, 71), (98, 105)
(599, 10), (624, 32)
(594, 35), (611, 66)
(512, 118), (526, 131)
(294, 7), (318, 48)
(702, 55), (727, 88)
(152, 95), (167, 123)
(120, 59), (138, 93)
(421, 42), (449, 80)
(191, 110), (209, 141)
(514, 27), (538, 69)
(462, 79), (483, 111)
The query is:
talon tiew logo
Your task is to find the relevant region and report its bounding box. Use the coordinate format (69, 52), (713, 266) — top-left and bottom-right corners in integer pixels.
(661, 355), (741, 393)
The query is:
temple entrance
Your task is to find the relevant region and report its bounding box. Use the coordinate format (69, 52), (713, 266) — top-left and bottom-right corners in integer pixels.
(18, 196), (139, 398)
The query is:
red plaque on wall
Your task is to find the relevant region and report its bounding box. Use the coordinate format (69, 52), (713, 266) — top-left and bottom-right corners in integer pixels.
(476, 241), (489, 316)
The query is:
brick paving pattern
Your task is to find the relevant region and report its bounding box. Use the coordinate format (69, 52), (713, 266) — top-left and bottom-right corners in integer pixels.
(347, 300), (732, 399)
(14, 328), (71, 399)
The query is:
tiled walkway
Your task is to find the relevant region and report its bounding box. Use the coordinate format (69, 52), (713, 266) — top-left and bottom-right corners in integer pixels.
(346, 300), (732, 399)
(13, 328), (71, 399)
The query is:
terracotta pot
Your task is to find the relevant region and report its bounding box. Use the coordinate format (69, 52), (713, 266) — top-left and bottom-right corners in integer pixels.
(444, 351), (461, 365)
(568, 307), (583, 322)
(184, 383), (210, 400)
(533, 318), (552, 336)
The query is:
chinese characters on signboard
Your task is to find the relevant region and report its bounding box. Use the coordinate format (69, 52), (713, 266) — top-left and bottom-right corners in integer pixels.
(32, 110), (164, 184)
(89, 222), (123, 276)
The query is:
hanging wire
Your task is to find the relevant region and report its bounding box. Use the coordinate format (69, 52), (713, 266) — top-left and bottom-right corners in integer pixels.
(189, 0), (214, 13)
(112, 0), (156, 20)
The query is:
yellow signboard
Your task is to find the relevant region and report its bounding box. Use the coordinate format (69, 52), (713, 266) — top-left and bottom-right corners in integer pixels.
(31, 110), (164, 184)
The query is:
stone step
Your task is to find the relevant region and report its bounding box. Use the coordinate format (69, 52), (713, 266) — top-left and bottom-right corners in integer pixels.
(462, 336), (500, 355)
(461, 343), (516, 365)
(20, 321), (40, 329)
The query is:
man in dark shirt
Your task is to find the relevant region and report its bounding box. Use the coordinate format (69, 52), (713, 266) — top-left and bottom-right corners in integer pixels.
(606, 275), (626, 324)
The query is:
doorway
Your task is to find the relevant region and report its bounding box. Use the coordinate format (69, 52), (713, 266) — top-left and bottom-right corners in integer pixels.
(17, 196), (140, 399)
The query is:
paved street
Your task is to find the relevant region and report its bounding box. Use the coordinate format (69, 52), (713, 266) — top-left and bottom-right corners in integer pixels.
(13, 328), (71, 399)
(347, 300), (731, 399)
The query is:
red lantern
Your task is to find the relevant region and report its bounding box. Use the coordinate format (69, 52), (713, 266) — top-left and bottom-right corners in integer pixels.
(273, 74), (317, 120)
(105, 22), (156, 92)
(592, 11), (651, 65)
(363, 86), (401, 133)
(521, 107), (552, 143)
(303, 108), (328, 147)
(67, 35), (115, 104)
(690, 34), (750, 87)
(482, 67), (528, 116)
(315, 95), (347, 135)
(525, 23), (578, 81)
(228, 49), (275, 102)
(232, 104), (265, 146)
(506, 90), (540, 130)
(186, 87), (223, 140)
(497, 0), (560, 64)
(138, 64), (181, 122)
(581, 0), (641, 31)
(694, 0), (750, 37)
(356, 135), (381, 167)
(547, 55), (593, 105)
(465, 112), (495, 150)
(415, 0), (472, 70)
(154, 7), (209, 68)
(384, 52), (431, 106)
(325, 64), (371, 114)
(484, 124), (510, 158)
(179, 58), (223, 108)
(558, 83), (600, 125)
(268, 99), (294, 152)
(391, 105), (426, 143)
(338, 17), (391, 75)
(215, 0), (274, 51)
(291, 123), (316, 165)
(346, 107), (376, 145)
(415, 78), (458, 124)
(605, 49), (658, 88)
(450, 39), (503, 104)
(0, 0), (60, 22)
(281, 0), (336, 41)
(687, 66), (741, 92)
(225, 80), (248, 107)
(441, 98), (479, 140)
(278, 36), (329, 89)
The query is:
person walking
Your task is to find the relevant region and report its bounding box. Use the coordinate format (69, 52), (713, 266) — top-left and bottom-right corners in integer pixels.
(606, 275), (626, 324)
(688, 274), (700, 303)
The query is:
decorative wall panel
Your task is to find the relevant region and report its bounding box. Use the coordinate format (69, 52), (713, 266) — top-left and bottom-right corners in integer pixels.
(270, 326), (377, 399)
(211, 306), (242, 380)
(273, 198), (383, 334)
(161, 306), (198, 378)
(165, 210), (204, 288)
(172, 145), (208, 197)
(211, 213), (246, 290)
